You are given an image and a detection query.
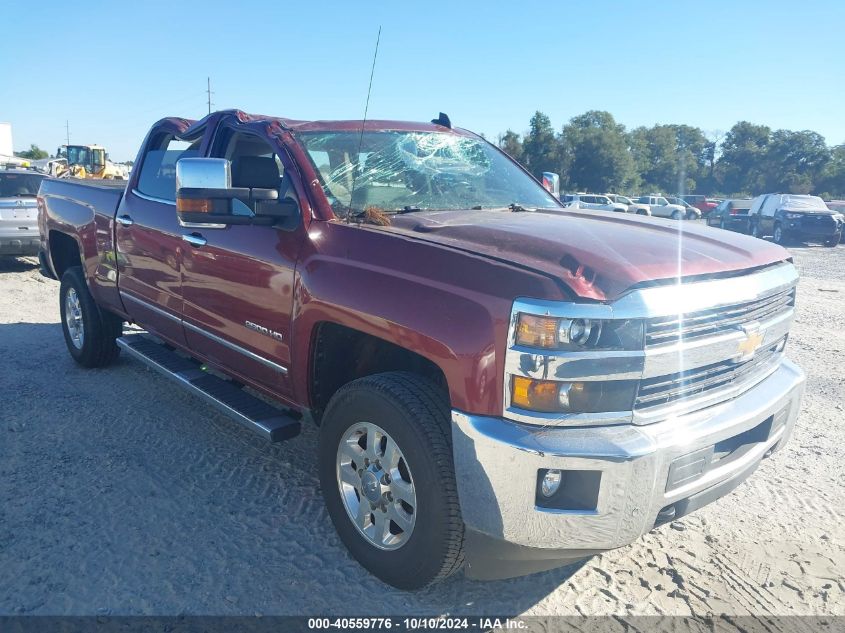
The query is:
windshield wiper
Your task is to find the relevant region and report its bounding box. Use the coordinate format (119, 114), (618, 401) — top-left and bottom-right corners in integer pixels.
(395, 206), (424, 214)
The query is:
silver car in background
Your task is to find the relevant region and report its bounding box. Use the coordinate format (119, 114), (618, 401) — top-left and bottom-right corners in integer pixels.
(0, 169), (44, 257)
(562, 193), (627, 212)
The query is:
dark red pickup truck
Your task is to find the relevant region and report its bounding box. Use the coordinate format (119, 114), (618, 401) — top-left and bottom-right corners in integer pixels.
(38, 109), (805, 589)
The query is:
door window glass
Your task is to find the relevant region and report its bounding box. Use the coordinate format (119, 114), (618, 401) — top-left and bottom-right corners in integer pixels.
(137, 137), (199, 202)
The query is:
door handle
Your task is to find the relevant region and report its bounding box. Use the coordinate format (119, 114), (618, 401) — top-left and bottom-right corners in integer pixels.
(182, 233), (207, 248)
(116, 214), (134, 226)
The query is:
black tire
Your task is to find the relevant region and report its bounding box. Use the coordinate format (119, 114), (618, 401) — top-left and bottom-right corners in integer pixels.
(751, 221), (762, 239)
(672, 210), (682, 220)
(824, 232), (841, 247)
(686, 210), (697, 220)
(59, 266), (122, 368)
(773, 223), (787, 245)
(318, 372), (464, 589)
(637, 209), (648, 216)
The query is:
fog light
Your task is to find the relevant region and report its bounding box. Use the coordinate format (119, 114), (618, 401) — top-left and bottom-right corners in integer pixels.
(540, 469), (562, 497)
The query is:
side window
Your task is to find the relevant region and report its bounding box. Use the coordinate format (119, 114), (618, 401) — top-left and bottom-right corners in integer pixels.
(136, 137), (199, 202)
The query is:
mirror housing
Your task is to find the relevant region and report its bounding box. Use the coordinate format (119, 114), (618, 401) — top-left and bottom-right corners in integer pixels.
(541, 172), (560, 198)
(176, 157), (298, 227)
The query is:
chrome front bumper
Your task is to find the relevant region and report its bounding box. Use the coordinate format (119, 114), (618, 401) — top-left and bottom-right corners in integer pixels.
(452, 358), (804, 561)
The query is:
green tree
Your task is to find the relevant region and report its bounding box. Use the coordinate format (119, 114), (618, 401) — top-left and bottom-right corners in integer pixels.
(760, 130), (830, 194)
(818, 144), (845, 197)
(15, 144), (48, 160)
(562, 111), (635, 193)
(717, 122), (771, 195)
(629, 124), (708, 194)
(497, 129), (524, 163)
(521, 111), (558, 179)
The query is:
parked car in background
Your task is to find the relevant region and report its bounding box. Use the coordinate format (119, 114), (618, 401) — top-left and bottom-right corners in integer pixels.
(826, 200), (845, 214)
(707, 199), (754, 233)
(749, 194), (843, 246)
(636, 195), (687, 219)
(827, 201), (845, 244)
(562, 193), (627, 212)
(605, 193), (650, 215)
(682, 195), (718, 216)
(0, 168), (44, 257)
(666, 196), (701, 219)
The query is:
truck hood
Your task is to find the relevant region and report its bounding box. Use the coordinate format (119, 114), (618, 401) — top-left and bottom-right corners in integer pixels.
(383, 209), (790, 301)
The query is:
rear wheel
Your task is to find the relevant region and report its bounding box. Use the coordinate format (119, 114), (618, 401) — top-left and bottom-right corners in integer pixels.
(59, 266), (122, 367)
(671, 210), (682, 220)
(824, 232), (841, 247)
(318, 372), (464, 589)
(751, 221), (762, 239)
(773, 223), (787, 245)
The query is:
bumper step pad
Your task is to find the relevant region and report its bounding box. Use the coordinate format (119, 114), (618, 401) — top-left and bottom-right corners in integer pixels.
(117, 335), (301, 442)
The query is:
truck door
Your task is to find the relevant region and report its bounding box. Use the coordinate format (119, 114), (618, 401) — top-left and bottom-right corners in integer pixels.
(179, 130), (302, 399)
(116, 134), (200, 346)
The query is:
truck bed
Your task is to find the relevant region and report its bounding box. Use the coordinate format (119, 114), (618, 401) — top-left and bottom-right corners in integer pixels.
(39, 177), (126, 223)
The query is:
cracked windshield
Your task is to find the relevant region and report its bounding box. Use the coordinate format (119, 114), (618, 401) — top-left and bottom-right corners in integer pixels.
(298, 130), (559, 215)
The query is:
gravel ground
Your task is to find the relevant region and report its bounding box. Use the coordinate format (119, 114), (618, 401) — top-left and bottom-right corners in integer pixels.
(0, 240), (843, 617)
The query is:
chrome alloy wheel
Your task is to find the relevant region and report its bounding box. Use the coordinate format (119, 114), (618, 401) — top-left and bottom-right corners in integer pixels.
(64, 288), (84, 349)
(336, 422), (416, 550)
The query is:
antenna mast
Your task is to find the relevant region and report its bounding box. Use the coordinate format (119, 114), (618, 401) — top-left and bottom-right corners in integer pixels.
(206, 77), (214, 114)
(347, 26), (382, 221)
(65, 120), (70, 146)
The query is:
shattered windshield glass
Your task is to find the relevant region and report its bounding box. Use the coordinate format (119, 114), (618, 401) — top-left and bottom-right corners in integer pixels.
(297, 131), (560, 214)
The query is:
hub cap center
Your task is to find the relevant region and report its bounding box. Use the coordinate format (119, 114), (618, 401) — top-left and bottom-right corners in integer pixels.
(361, 469), (382, 503)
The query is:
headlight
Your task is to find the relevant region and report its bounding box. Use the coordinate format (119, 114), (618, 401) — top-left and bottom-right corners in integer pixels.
(515, 314), (643, 350)
(833, 213), (844, 223)
(784, 212), (803, 219)
(511, 376), (638, 413)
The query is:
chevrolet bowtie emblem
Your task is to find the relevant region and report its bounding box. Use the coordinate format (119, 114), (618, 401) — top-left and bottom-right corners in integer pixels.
(736, 327), (764, 361)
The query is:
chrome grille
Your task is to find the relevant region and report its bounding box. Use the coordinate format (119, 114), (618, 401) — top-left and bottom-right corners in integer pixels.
(635, 337), (785, 410)
(646, 287), (795, 347)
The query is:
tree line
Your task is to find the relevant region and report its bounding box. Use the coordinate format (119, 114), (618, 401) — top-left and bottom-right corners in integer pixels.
(498, 111), (845, 199)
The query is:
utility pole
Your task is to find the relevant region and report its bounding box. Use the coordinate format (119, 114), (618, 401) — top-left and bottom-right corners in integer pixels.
(65, 120), (70, 146)
(206, 77), (213, 114)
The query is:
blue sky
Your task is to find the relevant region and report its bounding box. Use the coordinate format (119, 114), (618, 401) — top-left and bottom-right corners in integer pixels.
(2, 0), (844, 161)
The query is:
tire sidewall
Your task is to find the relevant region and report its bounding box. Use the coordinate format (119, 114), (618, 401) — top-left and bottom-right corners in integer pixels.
(59, 268), (101, 366)
(318, 382), (456, 589)
(774, 224), (785, 244)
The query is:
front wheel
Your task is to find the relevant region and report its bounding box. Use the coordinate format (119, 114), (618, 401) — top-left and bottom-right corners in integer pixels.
(773, 223), (787, 245)
(751, 221), (762, 239)
(672, 210), (682, 220)
(59, 266), (122, 367)
(318, 372), (464, 589)
(824, 232), (841, 247)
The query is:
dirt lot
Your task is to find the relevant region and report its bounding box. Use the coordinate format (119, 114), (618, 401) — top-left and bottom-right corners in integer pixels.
(0, 241), (843, 617)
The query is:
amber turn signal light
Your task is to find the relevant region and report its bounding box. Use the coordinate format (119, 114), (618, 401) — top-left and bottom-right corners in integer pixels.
(176, 197), (212, 213)
(512, 376), (567, 412)
(516, 315), (559, 348)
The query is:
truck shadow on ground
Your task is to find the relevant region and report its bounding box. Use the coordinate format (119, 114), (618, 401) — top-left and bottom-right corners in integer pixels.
(0, 256), (39, 273)
(0, 320), (588, 615)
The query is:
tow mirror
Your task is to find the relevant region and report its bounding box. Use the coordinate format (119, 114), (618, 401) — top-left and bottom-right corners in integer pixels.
(542, 172), (560, 198)
(175, 157), (298, 227)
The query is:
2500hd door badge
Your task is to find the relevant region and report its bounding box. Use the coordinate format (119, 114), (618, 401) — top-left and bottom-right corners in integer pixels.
(245, 320), (284, 342)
